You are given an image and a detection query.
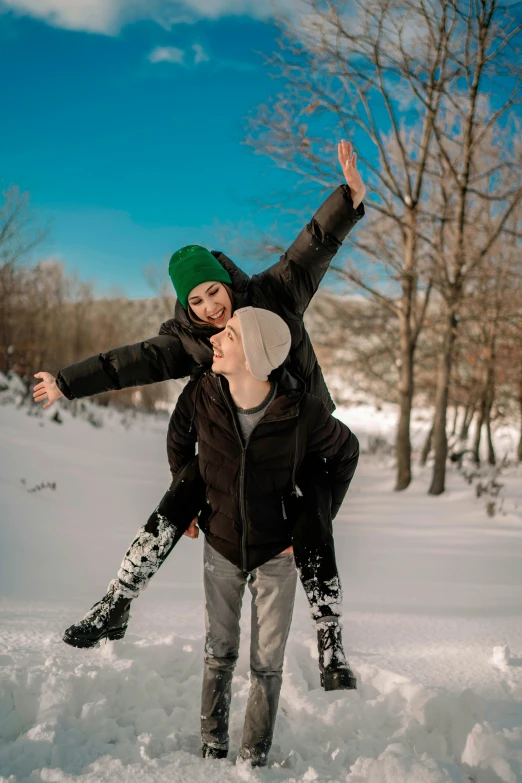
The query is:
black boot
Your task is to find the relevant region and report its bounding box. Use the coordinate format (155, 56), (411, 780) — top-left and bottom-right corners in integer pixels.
(63, 580), (132, 648)
(317, 619), (357, 691)
(202, 742), (228, 760)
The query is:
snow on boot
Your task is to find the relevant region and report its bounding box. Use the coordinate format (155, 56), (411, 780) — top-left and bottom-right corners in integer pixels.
(317, 619), (357, 691)
(300, 572), (343, 623)
(117, 457), (205, 593)
(202, 742), (228, 760)
(63, 580), (133, 648)
(116, 509), (179, 593)
(236, 747), (268, 768)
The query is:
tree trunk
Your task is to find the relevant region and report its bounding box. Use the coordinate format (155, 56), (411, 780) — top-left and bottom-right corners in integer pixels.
(420, 425), (433, 466)
(429, 308), (458, 495)
(518, 366), (522, 462)
(472, 422), (482, 465)
(395, 209), (418, 492)
(486, 404), (495, 466)
(0, 265), (14, 374)
(460, 399), (476, 440)
(395, 316), (415, 490)
(472, 345), (497, 465)
(485, 367), (496, 466)
(451, 405), (459, 436)
(472, 391), (486, 465)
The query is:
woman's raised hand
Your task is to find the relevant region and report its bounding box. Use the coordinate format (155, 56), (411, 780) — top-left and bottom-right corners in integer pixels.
(338, 140), (366, 209)
(33, 372), (64, 408)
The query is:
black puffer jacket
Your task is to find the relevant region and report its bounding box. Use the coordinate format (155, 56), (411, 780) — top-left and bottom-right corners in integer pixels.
(167, 369), (359, 571)
(56, 186), (364, 413)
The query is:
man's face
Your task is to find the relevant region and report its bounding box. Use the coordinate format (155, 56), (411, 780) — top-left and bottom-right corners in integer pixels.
(210, 315), (247, 378)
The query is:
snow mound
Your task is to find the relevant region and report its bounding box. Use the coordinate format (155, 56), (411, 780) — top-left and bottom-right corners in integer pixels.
(492, 645), (512, 669)
(1, 619), (521, 783)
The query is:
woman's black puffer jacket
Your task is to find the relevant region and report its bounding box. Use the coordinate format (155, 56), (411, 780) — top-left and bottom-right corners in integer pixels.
(56, 186), (364, 413)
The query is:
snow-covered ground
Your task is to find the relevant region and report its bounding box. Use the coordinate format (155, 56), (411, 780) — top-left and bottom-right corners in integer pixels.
(1, 376), (522, 783)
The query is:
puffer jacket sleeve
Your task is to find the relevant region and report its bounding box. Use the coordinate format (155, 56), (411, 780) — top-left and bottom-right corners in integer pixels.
(250, 185), (364, 319)
(302, 396), (359, 519)
(55, 328), (193, 401)
(166, 379), (198, 477)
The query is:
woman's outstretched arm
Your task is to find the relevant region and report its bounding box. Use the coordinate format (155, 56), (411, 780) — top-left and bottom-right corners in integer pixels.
(33, 331), (194, 407)
(251, 140), (366, 320)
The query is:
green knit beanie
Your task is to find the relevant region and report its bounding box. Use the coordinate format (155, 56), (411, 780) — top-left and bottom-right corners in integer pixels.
(168, 245), (232, 309)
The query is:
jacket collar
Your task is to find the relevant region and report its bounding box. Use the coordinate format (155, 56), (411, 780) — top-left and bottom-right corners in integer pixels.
(203, 368), (303, 424)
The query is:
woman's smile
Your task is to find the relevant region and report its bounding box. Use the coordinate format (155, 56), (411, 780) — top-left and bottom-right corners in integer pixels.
(208, 307), (226, 325)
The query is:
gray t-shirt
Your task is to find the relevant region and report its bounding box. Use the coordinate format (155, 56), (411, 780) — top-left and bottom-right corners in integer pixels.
(236, 382), (277, 443)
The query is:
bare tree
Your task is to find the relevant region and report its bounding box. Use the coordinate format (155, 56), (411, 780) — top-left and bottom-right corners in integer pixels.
(426, 1), (522, 493)
(0, 187), (47, 372)
(143, 261), (176, 320)
(519, 363), (522, 462)
(306, 292), (401, 405)
(245, 0), (466, 489)
(246, 0), (521, 493)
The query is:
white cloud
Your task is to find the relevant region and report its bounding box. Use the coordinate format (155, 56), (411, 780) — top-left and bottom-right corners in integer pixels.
(0, 0), (122, 34)
(147, 42), (211, 66)
(148, 45), (185, 64)
(192, 42), (209, 64)
(0, 0), (300, 35)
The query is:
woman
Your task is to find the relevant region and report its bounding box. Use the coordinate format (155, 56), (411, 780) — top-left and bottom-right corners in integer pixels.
(33, 140), (365, 686)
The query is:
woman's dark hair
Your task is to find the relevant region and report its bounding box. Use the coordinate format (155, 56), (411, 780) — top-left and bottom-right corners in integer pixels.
(187, 281), (236, 327)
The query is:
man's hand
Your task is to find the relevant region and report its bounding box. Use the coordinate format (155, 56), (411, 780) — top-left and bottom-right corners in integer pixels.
(338, 139), (366, 209)
(33, 372), (64, 408)
(184, 517), (200, 539)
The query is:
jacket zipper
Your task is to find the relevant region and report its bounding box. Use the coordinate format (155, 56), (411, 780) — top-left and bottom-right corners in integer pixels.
(218, 378), (249, 571)
(218, 379), (299, 570)
(244, 414), (298, 555)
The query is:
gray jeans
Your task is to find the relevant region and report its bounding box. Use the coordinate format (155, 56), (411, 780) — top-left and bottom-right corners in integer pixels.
(201, 537), (297, 763)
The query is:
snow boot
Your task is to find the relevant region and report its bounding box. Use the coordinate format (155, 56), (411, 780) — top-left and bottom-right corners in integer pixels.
(202, 742), (228, 760)
(236, 747), (268, 767)
(63, 580), (132, 648)
(317, 619), (357, 691)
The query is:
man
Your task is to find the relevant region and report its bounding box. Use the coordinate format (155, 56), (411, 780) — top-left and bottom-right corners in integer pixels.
(171, 306), (359, 766)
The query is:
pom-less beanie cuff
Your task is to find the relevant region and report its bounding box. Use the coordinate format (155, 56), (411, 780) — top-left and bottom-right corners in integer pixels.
(168, 245), (232, 308)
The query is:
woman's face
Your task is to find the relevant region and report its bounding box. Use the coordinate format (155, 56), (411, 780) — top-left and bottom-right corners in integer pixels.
(187, 281), (232, 328)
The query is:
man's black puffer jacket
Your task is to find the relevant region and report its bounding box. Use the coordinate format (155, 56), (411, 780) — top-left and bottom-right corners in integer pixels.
(167, 368), (360, 571)
(56, 186), (364, 413)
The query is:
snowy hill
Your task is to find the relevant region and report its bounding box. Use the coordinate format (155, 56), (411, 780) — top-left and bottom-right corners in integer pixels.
(1, 376), (522, 782)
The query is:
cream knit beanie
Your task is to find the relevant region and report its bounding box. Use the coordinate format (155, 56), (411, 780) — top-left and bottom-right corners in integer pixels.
(235, 307), (291, 381)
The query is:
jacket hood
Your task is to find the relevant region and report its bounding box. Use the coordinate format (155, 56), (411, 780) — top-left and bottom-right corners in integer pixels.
(269, 365), (306, 397)
(173, 250), (250, 329)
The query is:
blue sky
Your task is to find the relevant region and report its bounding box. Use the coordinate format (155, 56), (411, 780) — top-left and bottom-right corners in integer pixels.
(1, 2), (519, 302)
(0, 1), (336, 298)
